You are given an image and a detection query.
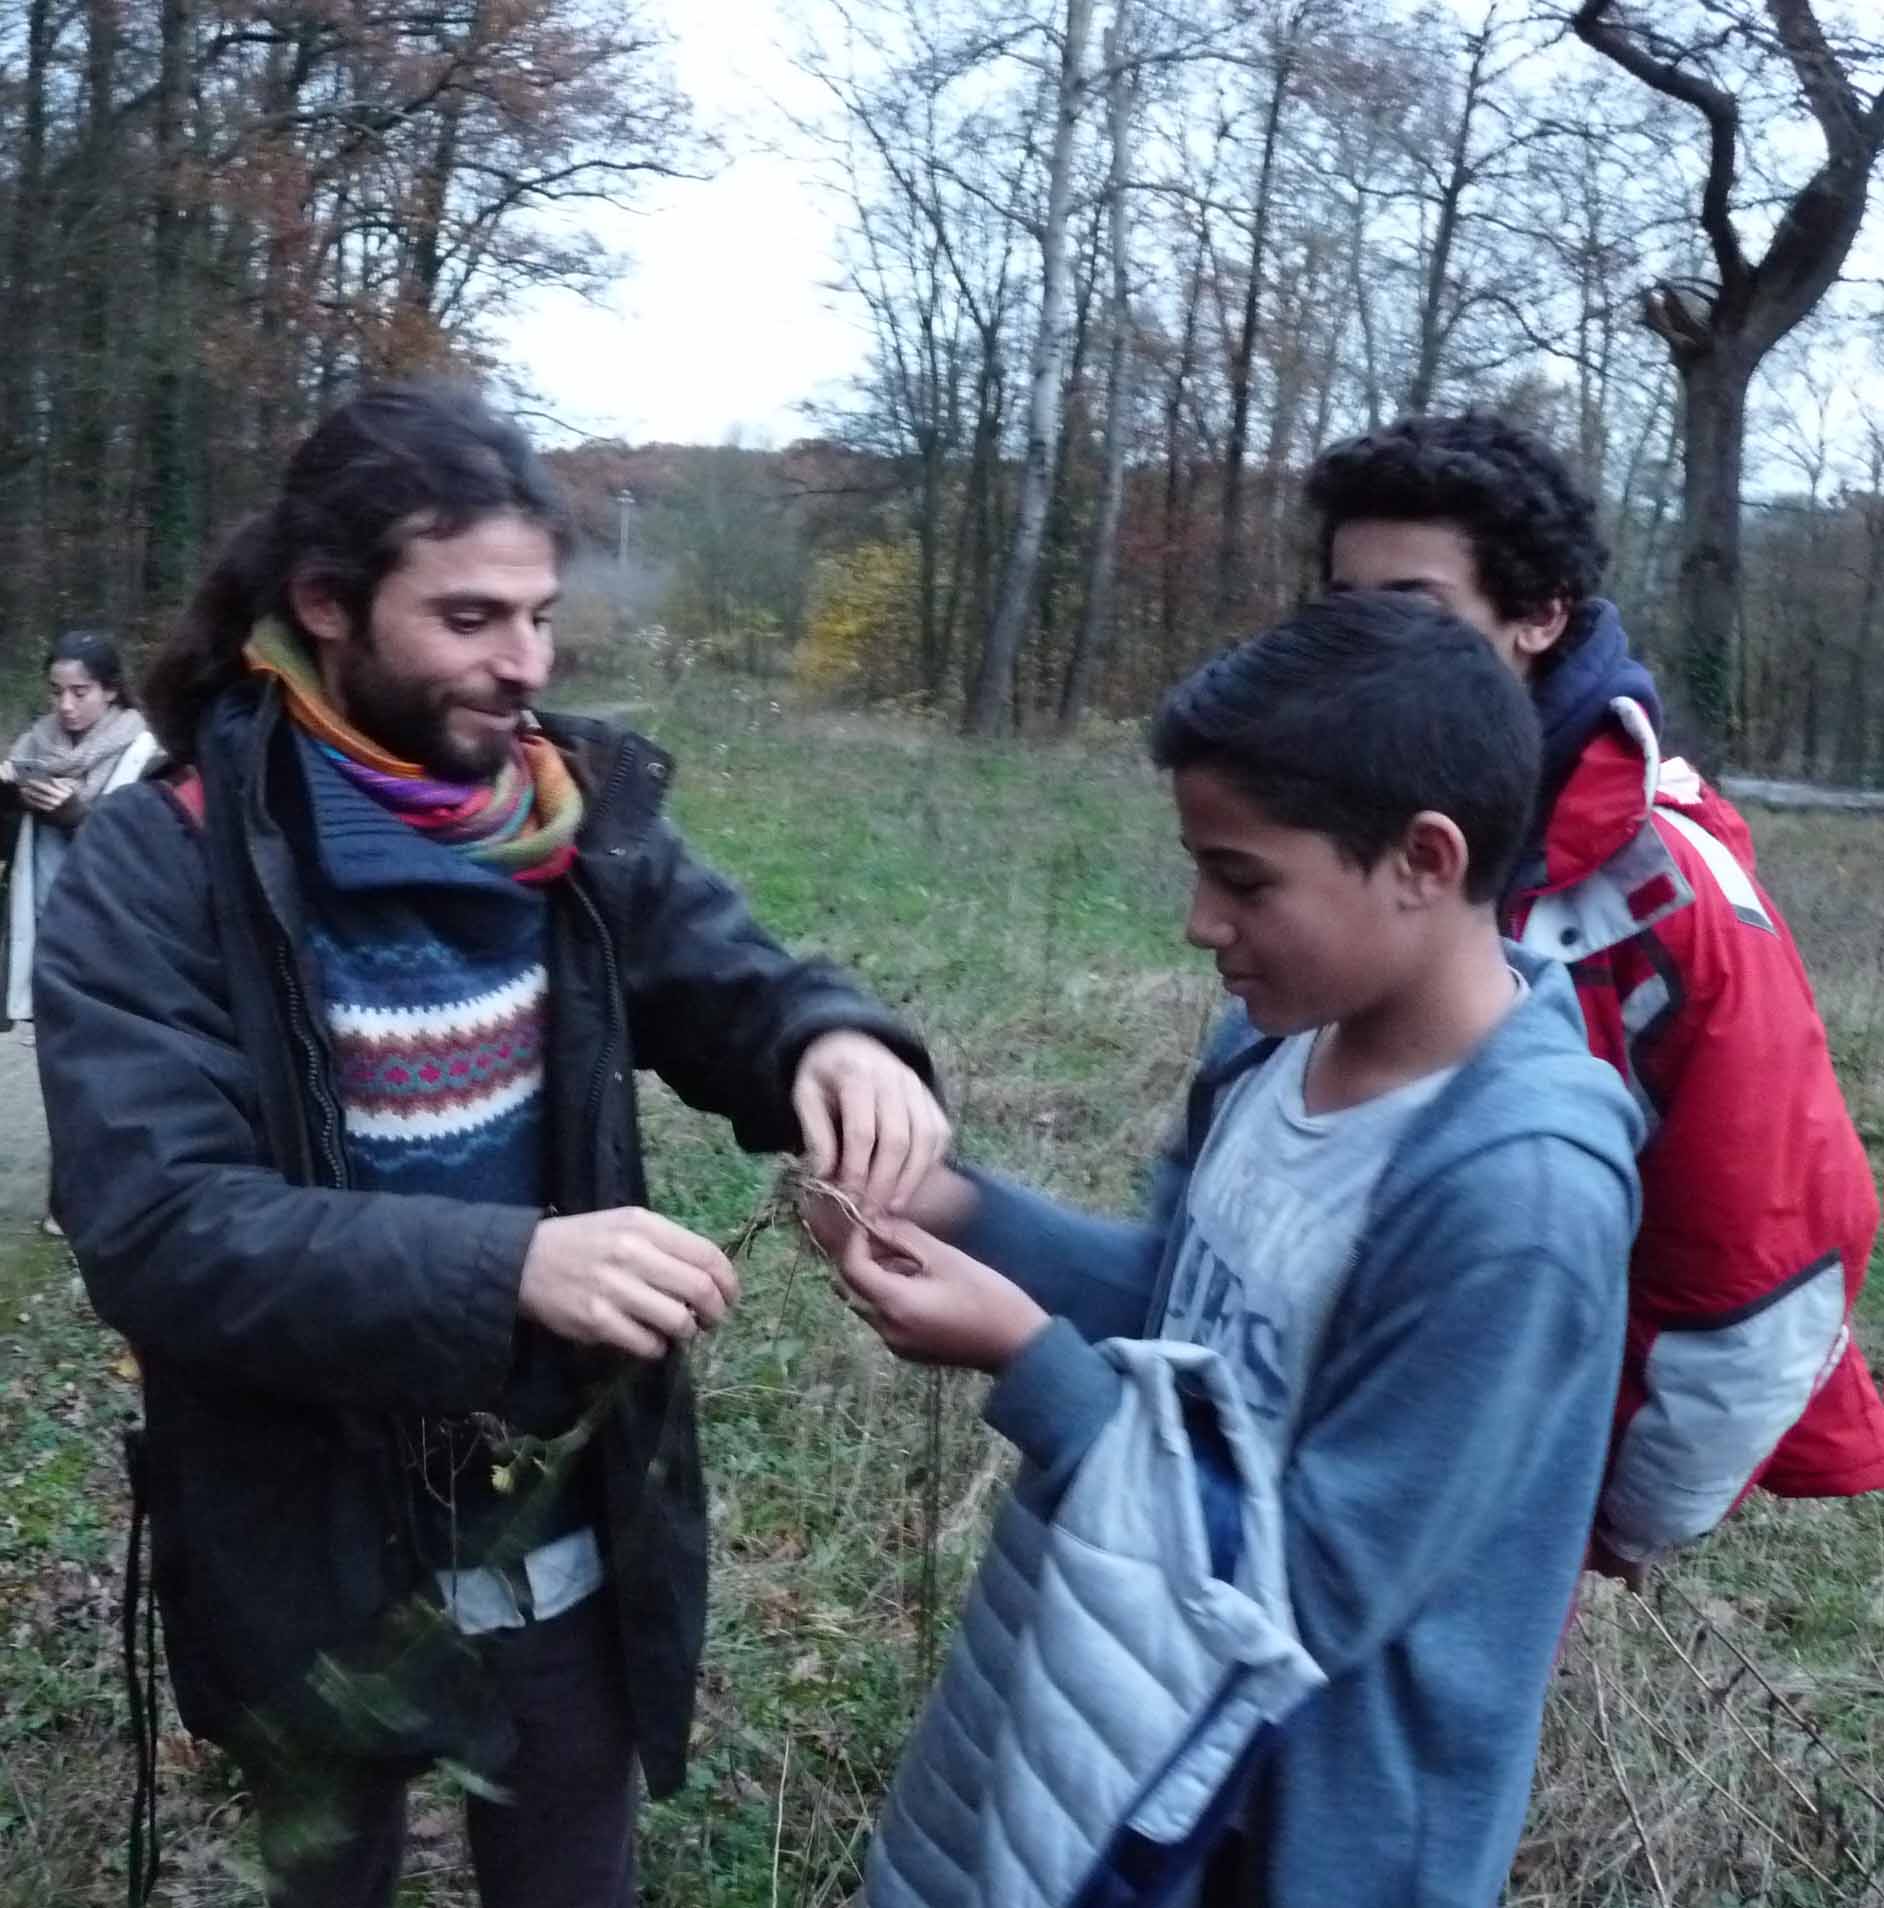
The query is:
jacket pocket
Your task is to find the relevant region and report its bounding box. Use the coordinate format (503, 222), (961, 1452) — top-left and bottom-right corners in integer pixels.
(147, 1375), (505, 1767)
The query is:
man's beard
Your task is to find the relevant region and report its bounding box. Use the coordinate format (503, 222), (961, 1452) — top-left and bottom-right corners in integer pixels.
(335, 642), (520, 782)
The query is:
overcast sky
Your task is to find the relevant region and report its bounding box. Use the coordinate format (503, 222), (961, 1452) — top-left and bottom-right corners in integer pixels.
(495, 2), (1884, 463)
(497, 0), (862, 448)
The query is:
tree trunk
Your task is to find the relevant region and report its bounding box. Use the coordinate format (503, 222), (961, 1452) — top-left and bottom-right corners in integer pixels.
(1062, 6), (1137, 730)
(1405, 27), (1490, 415)
(941, 333), (1001, 697)
(1572, 0), (1884, 762)
(139, 0), (195, 620)
(62, 0), (121, 614)
(964, 0), (1094, 736)
(1212, 36), (1294, 629)
(1161, 209), (1209, 673)
(396, 5), (478, 363)
(1673, 350), (1750, 762)
(0, 0), (54, 651)
(1835, 461), (1883, 785)
(1035, 203), (1106, 718)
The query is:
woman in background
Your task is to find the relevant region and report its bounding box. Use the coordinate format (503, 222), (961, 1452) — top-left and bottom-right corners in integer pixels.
(2, 631), (159, 1228)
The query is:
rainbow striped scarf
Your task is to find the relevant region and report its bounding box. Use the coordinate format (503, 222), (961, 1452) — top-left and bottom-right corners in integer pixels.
(244, 620), (583, 886)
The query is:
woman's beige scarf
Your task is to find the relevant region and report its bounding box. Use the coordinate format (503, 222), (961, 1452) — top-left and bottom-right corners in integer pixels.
(6, 705), (150, 812)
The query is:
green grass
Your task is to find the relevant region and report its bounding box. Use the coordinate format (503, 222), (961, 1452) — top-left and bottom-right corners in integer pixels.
(4, 665), (1884, 1903)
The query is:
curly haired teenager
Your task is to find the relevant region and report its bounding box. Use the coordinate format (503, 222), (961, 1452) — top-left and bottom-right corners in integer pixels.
(1307, 410), (1884, 1583)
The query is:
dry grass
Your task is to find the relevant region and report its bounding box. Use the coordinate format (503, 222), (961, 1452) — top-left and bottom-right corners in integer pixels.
(3, 683), (1882, 1905)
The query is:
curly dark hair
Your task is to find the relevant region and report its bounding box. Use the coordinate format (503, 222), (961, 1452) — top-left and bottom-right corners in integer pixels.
(143, 381), (574, 762)
(1304, 411), (1609, 633)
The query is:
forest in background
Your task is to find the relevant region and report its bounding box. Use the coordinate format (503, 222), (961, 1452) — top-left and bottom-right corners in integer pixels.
(3, 0), (1884, 777)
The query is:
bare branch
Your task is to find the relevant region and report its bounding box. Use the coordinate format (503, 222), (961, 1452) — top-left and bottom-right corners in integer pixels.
(1571, 0), (1750, 300)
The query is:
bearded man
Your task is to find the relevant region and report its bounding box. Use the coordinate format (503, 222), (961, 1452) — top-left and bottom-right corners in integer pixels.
(35, 383), (947, 1906)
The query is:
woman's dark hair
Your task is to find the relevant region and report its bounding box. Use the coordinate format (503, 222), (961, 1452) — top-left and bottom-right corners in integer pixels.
(1151, 591), (1541, 904)
(46, 628), (127, 701)
(143, 381), (576, 760)
(1304, 411), (1609, 656)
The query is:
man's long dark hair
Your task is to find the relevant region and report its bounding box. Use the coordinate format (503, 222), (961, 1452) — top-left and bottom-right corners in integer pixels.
(143, 382), (575, 762)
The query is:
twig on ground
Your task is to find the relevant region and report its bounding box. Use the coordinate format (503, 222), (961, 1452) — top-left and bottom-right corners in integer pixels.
(1619, 1593), (1824, 1820)
(1603, 1661), (1840, 1887)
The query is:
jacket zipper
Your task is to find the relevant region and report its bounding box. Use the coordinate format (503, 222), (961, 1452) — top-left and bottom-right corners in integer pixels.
(571, 734), (659, 1141)
(275, 937), (348, 1190)
(573, 878), (625, 1142)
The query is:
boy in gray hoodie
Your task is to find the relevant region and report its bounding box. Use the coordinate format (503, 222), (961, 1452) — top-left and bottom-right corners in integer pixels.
(822, 591), (1643, 1907)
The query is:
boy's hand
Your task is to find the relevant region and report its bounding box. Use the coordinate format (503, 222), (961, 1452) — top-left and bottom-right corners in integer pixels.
(798, 1167), (978, 1262)
(832, 1216), (1047, 1374)
(1586, 1533), (1651, 1592)
(792, 1031), (950, 1211)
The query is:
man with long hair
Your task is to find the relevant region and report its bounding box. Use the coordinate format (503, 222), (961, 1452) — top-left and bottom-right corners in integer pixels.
(34, 383), (947, 1905)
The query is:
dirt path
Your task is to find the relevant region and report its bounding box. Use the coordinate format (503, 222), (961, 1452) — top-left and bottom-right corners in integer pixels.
(0, 1027), (49, 1225)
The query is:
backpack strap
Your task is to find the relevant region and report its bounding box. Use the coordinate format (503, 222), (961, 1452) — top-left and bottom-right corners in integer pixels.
(121, 1424), (161, 1906)
(160, 767), (205, 831)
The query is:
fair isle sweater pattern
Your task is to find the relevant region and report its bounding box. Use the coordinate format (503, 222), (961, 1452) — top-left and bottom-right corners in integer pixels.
(308, 917), (550, 1199)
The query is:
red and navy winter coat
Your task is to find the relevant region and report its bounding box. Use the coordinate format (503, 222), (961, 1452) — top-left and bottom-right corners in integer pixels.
(1507, 687), (1884, 1560)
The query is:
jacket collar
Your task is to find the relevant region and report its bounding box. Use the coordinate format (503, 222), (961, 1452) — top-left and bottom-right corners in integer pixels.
(1509, 696), (1696, 961)
(1532, 600), (1662, 800)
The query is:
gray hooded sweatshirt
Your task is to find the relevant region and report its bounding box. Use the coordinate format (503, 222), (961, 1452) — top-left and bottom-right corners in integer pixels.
(949, 944), (1642, 1907)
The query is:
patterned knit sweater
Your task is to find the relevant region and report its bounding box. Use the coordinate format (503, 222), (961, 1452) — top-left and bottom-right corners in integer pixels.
(295, 740), (549, 1199)
(294, 737), (594, 1564)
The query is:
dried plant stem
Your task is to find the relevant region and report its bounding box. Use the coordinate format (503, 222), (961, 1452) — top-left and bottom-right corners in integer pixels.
(1602, 1658), (1839, 1887)
(1619, 1596), (1823, 1820)
(1586, 1650), (1674, 1908)
(771, 1734), (792, 1908)
(1660, 1579), (1884, 1824)
(780, 1164), (921, 1269)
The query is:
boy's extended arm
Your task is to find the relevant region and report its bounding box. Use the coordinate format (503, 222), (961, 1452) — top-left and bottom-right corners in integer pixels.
(940, 1156), (1185, 1503)
(951, 1166), (1171, 1333)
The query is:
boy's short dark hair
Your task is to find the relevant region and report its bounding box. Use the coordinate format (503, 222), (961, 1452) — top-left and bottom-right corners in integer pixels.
(1305, 411), (1609, 633)
(1151, 591), (1540, 904)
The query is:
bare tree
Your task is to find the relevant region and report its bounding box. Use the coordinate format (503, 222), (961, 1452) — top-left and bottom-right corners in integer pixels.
(1211, 0), (1318, 626)
(1062, 0), (1141, 726)
(1572, 0), (1884, 756)
(966, 0), (1096, 734)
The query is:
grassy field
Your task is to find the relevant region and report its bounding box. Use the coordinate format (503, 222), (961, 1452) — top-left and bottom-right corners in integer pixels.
(3, 665), (1883, 1905)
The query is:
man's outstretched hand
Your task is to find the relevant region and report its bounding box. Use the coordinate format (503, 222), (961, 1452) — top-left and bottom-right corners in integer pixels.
(519, 1208), (740, 1359)
(792, 1031), (950, 1213)
(823, 1211), (1047, 1375)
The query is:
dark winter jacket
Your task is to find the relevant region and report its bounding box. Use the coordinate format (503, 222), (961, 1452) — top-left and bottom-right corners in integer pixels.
(31, 682), (930, 1794)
